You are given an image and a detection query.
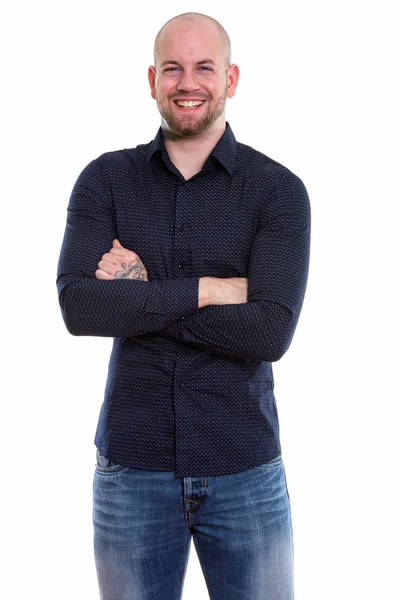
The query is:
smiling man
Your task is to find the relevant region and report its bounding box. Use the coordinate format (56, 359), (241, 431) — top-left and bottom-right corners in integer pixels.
(147, 14), (239, 180)
(57, 11), (311, 600)
(150, 15), (233, 141)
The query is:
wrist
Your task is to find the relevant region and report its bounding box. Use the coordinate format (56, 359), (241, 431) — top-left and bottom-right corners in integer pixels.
(199, 277), (217, 308)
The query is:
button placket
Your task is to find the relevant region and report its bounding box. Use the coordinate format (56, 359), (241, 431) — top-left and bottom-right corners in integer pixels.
(174, 183), (190, 275)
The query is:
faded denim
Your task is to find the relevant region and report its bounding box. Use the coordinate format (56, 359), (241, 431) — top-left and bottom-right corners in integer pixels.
(93, 451), (294, 599)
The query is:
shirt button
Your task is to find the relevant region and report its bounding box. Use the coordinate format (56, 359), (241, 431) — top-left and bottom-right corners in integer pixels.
(178, 223), (184, 231)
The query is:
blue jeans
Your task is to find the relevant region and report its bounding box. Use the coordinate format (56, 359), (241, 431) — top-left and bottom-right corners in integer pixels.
(93, 450), (294, 599)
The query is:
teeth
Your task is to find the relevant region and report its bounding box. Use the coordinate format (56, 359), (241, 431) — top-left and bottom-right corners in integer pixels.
(176, 100), (204, 108)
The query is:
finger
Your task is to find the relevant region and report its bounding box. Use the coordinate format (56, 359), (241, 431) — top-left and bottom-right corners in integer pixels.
(113, 239), (123, 248)
(95, 269), (113, 280)
(110, 247), (137, 258)
(100, 252), (119, 264)
(98, 259), (119, 274)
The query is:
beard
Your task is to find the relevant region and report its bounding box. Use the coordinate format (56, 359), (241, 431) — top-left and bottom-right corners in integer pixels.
(157, 89), (227, 141)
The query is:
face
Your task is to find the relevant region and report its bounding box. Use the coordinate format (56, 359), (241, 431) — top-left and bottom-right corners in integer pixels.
(148, 20), (239, 138)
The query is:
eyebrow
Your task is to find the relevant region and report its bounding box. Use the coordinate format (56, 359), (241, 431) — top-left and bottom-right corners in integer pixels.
(160, 59), (216, 67)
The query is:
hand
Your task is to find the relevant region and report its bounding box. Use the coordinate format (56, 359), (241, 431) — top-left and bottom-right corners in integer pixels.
(95, 239), (148, 280)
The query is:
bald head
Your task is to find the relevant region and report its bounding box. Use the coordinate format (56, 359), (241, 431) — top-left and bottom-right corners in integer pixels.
(153, 12), (231, 69)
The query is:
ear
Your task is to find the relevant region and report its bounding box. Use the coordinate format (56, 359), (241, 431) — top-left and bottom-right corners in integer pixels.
(226, 64), (240, 99)
(148, 66), (156, 99)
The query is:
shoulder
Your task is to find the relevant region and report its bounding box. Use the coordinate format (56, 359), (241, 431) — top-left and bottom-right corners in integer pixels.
(236, 141), (305, 191)
(71, 141), (152, 197)
(92, 140), (153, 176)
(236, 142), (310, 221)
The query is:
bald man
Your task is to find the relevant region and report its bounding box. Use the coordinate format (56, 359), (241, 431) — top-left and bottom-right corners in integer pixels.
(57, 11), (310, 600)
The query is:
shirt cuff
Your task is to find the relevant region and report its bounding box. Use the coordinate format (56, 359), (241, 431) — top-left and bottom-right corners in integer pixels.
(145, 277), (200, 322)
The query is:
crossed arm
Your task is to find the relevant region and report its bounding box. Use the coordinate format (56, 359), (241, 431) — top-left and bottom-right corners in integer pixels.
(57, 158), (310, 362)
(96, 239), (248, 309)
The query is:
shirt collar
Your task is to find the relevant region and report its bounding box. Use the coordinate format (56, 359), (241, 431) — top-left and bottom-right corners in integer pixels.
(145, 121), (237, 176)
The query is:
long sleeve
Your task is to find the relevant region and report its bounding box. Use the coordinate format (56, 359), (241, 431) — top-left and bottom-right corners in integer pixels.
(56, 158), (199, 337)
(158, 171), (311, 362)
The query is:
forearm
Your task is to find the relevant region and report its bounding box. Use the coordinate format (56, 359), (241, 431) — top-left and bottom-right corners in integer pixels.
(158, 299), (298, 362)
(57, 273), (199, 337)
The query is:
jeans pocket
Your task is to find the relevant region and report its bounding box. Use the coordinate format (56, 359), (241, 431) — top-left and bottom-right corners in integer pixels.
(95, 449), (129, 476)
(254, 454), (283, 469)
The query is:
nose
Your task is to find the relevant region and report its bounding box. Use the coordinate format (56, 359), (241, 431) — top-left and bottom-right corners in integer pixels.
(176, 69), (200, 92)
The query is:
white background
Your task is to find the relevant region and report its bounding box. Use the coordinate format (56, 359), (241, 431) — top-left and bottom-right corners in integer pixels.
(2, 1), (399, 598)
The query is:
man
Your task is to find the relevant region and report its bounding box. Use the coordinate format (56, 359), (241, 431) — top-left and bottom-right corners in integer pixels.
(57, 11), (310, 600)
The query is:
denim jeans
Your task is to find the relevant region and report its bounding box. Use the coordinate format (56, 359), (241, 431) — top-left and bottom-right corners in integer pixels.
(93, 450), (294, 599)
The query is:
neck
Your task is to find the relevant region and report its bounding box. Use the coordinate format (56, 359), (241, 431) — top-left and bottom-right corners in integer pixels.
(162, 117), (226, 177)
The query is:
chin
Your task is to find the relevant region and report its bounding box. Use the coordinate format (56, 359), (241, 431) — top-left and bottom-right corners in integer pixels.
(163, 117), (208, 138)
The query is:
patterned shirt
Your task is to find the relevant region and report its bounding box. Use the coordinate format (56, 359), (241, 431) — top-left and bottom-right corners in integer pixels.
(56, 121), (311, 477)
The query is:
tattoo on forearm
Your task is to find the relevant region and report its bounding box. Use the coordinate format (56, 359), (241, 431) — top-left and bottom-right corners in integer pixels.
(114, 259), (147, 280)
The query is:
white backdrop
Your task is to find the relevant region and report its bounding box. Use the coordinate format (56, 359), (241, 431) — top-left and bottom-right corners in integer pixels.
(2, 1), (399, 598)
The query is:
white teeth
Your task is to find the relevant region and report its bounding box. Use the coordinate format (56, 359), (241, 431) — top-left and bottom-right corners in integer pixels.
(176, 100), (204, 108)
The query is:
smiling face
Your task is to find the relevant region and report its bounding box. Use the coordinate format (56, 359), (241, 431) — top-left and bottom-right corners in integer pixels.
(148, 16), (239, 139)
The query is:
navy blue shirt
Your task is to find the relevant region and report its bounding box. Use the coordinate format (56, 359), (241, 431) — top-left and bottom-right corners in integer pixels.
(56, 122), (311, 477)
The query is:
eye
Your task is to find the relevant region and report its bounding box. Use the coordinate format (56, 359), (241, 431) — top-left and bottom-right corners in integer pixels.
(164, 67), (179, 72)
(198, 66), (212, 72)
